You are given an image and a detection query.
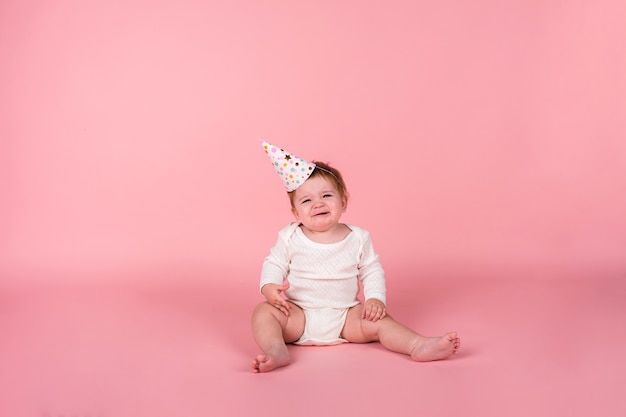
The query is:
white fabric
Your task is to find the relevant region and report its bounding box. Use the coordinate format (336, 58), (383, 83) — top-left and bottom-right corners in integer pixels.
(297, 308), (349, 346)
(260, 223), (386, 345)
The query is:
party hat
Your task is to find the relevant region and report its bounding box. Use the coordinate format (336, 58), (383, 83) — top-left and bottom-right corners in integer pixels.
(261, 141), (316, 192)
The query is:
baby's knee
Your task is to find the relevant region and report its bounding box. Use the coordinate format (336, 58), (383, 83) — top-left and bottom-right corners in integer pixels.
(252, 301), (283, 319)
(253, 301), (273, 314)
(361, 315), (393, 338)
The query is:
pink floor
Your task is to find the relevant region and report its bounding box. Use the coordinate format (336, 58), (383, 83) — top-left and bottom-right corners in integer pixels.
(1, 265), (624, 417)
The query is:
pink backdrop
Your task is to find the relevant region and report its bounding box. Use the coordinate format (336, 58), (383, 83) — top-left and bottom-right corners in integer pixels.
(2, 0), (625, 281)
(1, 1), (625, 416)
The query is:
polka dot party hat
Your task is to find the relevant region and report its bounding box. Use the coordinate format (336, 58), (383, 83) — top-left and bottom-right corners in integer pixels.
(261, 141), (316, 192)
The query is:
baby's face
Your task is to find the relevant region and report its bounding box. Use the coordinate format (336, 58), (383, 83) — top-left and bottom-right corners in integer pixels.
(290, 176), (347, 233)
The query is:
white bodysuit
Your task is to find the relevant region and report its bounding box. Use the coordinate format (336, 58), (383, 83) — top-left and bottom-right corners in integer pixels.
(260, 223), (386, 345)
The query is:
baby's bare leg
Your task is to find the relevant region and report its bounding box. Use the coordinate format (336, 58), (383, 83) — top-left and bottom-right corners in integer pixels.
(251, 301), (305, 373)
(342, 305), (460, 361)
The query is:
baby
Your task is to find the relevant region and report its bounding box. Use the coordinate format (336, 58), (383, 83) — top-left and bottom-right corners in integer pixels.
(252, 142), (460, 373)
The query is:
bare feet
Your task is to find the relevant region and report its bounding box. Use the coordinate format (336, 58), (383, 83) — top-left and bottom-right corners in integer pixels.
(252, 349), (291, 373)
(410, 332), (461, 362)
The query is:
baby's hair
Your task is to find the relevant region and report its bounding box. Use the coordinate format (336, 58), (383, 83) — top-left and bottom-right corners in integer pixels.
(288, 161), (349, 207)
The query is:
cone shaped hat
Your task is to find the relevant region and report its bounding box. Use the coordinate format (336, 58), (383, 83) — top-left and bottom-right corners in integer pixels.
(261, 141), (316, 192)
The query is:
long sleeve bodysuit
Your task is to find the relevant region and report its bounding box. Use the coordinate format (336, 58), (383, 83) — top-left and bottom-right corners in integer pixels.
(260, 223), (386, 345)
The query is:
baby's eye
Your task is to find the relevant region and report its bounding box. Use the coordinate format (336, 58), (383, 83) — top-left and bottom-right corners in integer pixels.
(323, 194), (332, 198)
(301, 199), (311, 204)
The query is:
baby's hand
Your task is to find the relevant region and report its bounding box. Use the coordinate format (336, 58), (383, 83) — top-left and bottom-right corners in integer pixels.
(362, 298), (386, 322)
(261, 281), (292, 316)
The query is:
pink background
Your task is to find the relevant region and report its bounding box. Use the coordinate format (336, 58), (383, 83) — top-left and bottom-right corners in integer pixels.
(1, 1), (625, 416)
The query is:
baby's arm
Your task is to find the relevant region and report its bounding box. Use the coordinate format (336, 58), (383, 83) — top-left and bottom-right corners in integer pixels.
(358, 229), (387, 321)
(261, 281), (292, 316)
(260, 226), (296, 316)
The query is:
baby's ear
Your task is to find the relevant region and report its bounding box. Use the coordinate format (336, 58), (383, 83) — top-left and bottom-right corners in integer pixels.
(291, 206), (300, 219)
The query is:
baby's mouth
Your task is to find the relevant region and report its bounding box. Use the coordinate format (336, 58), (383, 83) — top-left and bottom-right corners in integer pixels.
(314, 211), (330, 217)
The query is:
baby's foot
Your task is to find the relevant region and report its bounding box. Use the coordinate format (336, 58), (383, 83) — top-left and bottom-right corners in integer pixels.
(410, 332), (460, 362)
(252, 349), (290, 373)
